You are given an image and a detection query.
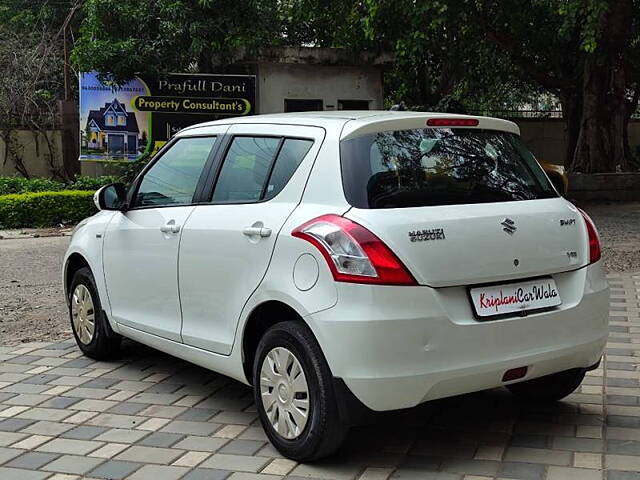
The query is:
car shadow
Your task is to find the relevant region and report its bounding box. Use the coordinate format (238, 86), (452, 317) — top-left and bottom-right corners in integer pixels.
(115, 338), (598, 470)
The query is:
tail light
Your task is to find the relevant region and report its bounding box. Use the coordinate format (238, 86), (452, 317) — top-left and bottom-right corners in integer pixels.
(292, 214), (417, 285)
(578, 208), (601, 264)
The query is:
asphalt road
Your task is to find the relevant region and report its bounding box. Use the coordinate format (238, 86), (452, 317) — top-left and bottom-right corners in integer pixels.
(0, 202), (638, 346)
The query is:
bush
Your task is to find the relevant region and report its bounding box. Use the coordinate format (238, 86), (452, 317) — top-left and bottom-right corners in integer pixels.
(0, 175), (118, 195)
(69, 175), (119, 191)
(0, 177), (62, 195)
(0, 190), (97, 228)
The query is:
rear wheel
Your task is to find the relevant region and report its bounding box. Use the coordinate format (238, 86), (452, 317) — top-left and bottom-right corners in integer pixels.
(507, 368), (586, 402)
(69, 267), (121, 359)
(253, 321), (347, 461)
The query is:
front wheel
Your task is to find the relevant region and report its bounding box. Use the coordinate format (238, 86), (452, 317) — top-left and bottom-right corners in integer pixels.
(68, 267), (121, 360)
(253, 321), (347, 461)
(507, 368), (586, 402)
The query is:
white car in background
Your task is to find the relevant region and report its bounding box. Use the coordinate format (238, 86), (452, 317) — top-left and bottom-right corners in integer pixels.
(63, 111), (609, 461)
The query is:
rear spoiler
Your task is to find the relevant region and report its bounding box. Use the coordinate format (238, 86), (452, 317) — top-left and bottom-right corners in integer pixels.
(341, 114), (519, 141)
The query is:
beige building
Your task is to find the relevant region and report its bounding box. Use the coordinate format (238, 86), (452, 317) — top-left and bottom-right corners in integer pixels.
(244, 47), (389, 114)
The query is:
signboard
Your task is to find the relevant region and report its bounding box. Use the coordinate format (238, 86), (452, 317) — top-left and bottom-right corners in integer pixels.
(79, 72), (256, 161)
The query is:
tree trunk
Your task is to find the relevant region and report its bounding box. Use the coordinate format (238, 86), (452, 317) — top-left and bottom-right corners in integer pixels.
(571, 0), (633, 173)
(559, 92), (582, 169)
(571, 56), (627, 172)
(624, 88), (640, 169)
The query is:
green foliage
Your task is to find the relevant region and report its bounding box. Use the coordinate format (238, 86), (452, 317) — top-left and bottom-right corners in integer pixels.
(72, 0), (284, 83)
(0, 177), (62, 195)
(278, 0), (371, 49)
(0, 191), (97, 228)
(115, 154), (151, 185)
(54, 0), (640, 171)
(292, 0), (543, 111)
(557, 0), (609, 53)
(0, 0), (74, 32)
(69, 0), (636, 111)
(0, 176), (118, 195)
(69, 175), (119, 191)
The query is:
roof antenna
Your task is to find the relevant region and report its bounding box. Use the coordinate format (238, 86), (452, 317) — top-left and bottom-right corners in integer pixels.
(390, 101), (407, 111)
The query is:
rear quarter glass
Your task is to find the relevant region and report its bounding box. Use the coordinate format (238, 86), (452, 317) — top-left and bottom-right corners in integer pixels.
(340, 128), (557, 209)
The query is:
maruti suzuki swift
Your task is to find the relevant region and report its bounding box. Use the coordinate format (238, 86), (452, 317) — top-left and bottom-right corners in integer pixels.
(63, 111), (609, 461)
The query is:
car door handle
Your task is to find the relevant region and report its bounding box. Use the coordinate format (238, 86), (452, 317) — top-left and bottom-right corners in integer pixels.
(160, 221), (181, 234)
(242, 226), (272, 237)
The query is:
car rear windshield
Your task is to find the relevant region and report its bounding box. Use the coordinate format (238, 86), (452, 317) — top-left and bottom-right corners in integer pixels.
(340, 128), (557, 209)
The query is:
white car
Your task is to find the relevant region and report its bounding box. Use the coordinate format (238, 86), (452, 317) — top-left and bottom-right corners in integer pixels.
(64, 111), (608, 461)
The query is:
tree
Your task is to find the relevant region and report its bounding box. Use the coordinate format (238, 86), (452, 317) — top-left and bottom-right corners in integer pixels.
(332, 0), (640, 172)
(360, 1), (543, 112)
(472, 0), (640, 172)
(69, 0), (640, 172)
(572, 0), (639, 172)
(72, 0), (285, 83)
(0, 0), (74, 128)
(0, 24), (62, 129)
(462, 1), (585, 169)
(0, 0), (74, 30)
(0, 1), (84, 179)
(279, 0), (541, 112)
(0, 22), (67, 178)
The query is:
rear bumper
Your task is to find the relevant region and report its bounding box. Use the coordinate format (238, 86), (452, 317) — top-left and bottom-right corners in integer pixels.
(332, 358), (602, 425)
(306, 262), (609, 411)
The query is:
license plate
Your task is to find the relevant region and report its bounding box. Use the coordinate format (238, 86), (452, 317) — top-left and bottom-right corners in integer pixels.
(470, 278), (561, 317)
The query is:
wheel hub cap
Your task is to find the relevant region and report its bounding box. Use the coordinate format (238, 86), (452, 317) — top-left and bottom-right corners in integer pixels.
(260, 347), (310, 440)
(71, 284), (96, 345)
(277, 383), (289, 403)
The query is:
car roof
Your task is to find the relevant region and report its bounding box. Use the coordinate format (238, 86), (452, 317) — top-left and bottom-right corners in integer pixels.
(178, 110), (520, 137)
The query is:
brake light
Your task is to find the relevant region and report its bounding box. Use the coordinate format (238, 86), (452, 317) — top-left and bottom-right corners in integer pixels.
(578, 208), (601, 264)
(426, 118), (479, 127)
(292, 215), (417, 285)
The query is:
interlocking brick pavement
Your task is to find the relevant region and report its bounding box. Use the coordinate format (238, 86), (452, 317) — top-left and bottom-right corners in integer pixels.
(0, 272), (638, 480)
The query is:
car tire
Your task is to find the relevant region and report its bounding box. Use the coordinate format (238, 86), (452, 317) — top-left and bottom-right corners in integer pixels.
(253, 321), (347, 461)
(68, 267), (121, 360)
(506, 368), (586, 402)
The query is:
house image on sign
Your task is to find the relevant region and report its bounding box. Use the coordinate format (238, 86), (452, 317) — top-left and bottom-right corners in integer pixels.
(86, 99), (139, 155)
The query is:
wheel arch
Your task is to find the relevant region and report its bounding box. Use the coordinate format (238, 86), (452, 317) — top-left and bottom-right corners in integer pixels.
(241, 300), (307, 384)
(64, 252), (92, 302)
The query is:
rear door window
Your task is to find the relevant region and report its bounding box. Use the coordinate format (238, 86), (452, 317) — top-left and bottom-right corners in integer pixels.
(212, 137), (313, 203)
(341, 128), (557, 209)
(212, 137), (280, 203)
(263, 139), (313, 200)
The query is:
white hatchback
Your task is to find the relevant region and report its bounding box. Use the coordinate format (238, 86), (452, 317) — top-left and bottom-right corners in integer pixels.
(64, 111), (609, 461)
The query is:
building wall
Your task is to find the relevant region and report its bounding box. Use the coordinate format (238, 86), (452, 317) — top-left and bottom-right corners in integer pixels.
(5, 116), (639, 178)
(0, 129), (65, 178)
(515, 118), (640, 166)
(257, 63), (384, 114)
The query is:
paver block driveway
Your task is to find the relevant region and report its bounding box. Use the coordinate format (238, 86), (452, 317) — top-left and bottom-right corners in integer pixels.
(0, 272), (638, 479)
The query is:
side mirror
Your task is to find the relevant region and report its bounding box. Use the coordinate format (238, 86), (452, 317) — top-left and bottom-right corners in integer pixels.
(94, 183), (128, 211)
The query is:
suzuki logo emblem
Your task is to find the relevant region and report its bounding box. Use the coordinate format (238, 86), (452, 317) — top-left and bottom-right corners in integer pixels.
(501, 218), (517, 235)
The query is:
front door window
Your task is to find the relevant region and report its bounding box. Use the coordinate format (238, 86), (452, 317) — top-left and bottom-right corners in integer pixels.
(135, 136), (217, 207)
